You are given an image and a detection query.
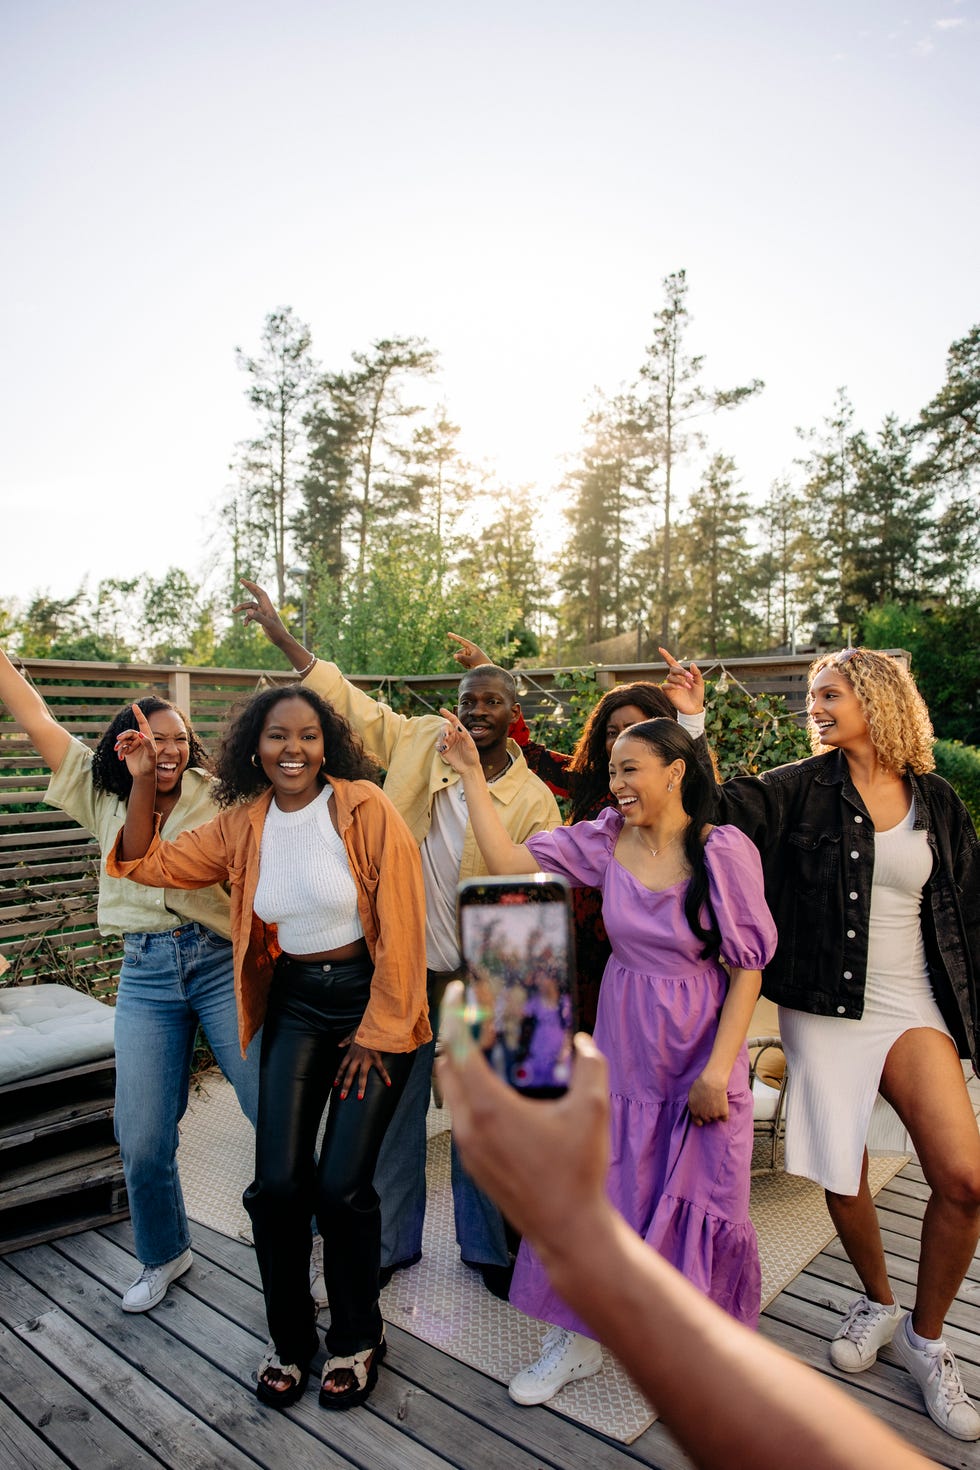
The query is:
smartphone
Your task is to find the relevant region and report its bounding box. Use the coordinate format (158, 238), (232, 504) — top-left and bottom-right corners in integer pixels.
(456, 873), (576, 1097)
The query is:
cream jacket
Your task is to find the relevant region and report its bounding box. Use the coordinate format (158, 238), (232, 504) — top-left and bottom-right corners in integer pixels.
(304, 662), (561, 870)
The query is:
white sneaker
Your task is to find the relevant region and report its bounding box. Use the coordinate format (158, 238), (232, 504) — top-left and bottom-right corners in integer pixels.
(829, 1295), (900, 1372)
(121, 1248), (193, 1312)
(508, 1326), (603, 1405)
(310, 1233), (328, 1311)
(892, 1321), (980, 1442)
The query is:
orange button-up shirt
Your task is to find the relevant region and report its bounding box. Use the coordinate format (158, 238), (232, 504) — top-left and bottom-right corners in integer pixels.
(107, 778), (430, 1057)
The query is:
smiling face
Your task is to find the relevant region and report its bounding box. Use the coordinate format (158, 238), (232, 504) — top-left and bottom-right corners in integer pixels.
(256, 695), (326, 810)
(146, 709), (191, 795)
(807, 667), (871, 752)
(603, 703), (652, 756)
(608, 734), (681, 826)
(456, 673), (518, 754)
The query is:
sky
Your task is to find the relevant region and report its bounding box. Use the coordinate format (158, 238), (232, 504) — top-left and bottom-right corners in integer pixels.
(2, 0), (978, 612)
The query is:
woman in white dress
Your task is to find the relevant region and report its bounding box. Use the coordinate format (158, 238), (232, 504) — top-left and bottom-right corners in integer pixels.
(663, 647), (980, 1443)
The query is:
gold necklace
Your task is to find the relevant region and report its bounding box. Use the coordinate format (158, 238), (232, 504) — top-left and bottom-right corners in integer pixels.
(634, 828), (685, 859)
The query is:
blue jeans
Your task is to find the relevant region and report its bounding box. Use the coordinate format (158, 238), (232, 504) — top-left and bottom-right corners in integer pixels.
(374, 967), (511, 1270)
(114, 923), (260, 1267)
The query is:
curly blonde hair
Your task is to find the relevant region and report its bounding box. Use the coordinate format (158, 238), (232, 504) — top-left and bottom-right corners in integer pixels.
(808, 649), (935, 775)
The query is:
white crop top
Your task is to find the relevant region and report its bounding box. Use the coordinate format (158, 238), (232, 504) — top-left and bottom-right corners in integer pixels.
(253, 785), (364, 954)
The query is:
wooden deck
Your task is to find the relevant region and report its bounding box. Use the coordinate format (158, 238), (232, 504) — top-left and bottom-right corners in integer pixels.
(1, 1150), (978, 1470)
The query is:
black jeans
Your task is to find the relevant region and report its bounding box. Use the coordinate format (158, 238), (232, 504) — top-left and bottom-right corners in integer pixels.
(243, 955), (415, 1364)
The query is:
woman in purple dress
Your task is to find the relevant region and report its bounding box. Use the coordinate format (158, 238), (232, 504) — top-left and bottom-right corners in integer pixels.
(437, 711), (777, 1406)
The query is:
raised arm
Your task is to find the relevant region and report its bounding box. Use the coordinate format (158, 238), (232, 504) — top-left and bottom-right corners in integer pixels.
(0, 646), (72, 770)
(235, 578), (315, 673)
(437, 708), (540, 874)
(112, 704), (161, 859)
(437, 995), (930, 1470)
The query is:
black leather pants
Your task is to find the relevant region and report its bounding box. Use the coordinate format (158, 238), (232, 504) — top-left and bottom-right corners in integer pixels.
(243, 955), (415, 1364)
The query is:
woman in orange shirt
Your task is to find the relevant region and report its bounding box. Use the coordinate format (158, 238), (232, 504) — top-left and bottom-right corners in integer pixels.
(110, 684), (429, 1413)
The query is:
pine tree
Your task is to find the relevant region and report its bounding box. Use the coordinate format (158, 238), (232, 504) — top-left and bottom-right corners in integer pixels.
(233, 308), (319, 603)
(637, 270), (763, 646)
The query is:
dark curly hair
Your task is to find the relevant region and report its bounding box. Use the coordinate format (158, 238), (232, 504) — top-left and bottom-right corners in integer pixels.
(565, 681), (677, 822)
(91, 697), (210, 801)
(617, 718), (721, 959)
(213, 685), (380, 807)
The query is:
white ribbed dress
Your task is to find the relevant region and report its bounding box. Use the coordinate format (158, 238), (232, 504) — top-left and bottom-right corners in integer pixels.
(779, 801), (953, 1194)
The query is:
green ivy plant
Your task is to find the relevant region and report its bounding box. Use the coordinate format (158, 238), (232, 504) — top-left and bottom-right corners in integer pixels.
(702, 675), (811, 779)
(524, 666), (810, 779)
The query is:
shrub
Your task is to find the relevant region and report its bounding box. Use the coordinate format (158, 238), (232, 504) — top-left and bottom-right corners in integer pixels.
(934, 740), (980, 829)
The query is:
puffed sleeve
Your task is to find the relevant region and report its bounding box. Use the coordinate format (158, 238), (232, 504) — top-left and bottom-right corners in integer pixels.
(526, 806), (622, 888)
(704, 825), (778, 970)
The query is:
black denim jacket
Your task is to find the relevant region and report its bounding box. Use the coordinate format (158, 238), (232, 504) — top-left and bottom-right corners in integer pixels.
(709, 749), (980, 1071)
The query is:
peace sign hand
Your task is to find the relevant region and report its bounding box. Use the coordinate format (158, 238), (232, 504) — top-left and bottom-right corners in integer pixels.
(233, 579), (290, 642)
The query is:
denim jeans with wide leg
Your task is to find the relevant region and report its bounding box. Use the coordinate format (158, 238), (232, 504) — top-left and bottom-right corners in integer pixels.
(374, 965), (511, 1271)
(244, 956), (415, 1367)
(113, 923), (260, 1268)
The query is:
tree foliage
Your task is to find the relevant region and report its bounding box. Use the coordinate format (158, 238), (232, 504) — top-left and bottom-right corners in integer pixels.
(10, 293), (980, 715)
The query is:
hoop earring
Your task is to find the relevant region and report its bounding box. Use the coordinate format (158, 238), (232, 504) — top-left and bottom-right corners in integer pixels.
(667, 781), (674, 792)
(250, 753), (261, 768)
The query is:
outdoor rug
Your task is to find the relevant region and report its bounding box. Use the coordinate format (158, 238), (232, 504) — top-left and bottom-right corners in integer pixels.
(178, 1071), (907, 1443)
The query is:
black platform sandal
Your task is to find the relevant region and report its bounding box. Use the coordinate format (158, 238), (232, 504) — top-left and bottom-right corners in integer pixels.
(318, 1334), (387, 1411)
(255, 1343), (312, 1409)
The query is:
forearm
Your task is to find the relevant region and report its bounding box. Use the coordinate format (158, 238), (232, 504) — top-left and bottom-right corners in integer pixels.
(546, 1206), (927, 1470)
(269, 625), (313, 672)
(118, 775), (158, 860)
(0, 648), (71, 768)
(704, 967), (761, 1085)
(459, 767), (539, 873)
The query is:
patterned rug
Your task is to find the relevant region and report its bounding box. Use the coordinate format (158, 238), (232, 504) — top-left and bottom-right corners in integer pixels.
(178, 1071), (906, 1444)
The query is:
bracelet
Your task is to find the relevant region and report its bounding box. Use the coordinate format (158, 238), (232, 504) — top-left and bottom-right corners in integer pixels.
(295, 653), (317, 679)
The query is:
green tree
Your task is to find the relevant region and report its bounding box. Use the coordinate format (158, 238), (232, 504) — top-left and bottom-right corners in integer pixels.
(913, 324), (980, 490)
(457, 482), (544, 659)
(860, 599), (980, 745)
(557, 393), (648, 655)
(399, 409), (473, 587)
(307, 529), (520, 676)
(303, 337), (438, 588)
(637, 269), (763, 647)
(794, 388), (864, 636)
(909, 324), (980, 594)
(235, 307), (319, 603)
(754, 478), (808, 649)
(674, 454), (760, 655)
(15, 585), (135, 660)
(849, 416), (932, 607)
(141, 568), (218, 664)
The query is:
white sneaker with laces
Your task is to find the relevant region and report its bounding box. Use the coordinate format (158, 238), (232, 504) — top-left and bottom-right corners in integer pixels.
(829, 1295), (900, 1372)
(121, 1248), (193, 1312)
(508, 1326), (603, 1405)
(892, 1321), (980, 1442)
(310, 1233), (328, 1311)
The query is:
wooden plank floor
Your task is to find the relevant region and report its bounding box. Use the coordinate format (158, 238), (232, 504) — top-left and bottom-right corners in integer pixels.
(1, 1080), (978, 1469)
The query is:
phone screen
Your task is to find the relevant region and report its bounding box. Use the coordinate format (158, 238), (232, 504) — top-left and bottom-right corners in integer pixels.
(456, 874), (576, 1097)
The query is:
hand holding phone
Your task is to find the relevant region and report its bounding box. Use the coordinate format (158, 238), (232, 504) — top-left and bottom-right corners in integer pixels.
(456, 874), (577, 1097)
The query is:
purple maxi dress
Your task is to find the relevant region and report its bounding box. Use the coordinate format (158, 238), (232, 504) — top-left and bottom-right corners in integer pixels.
(514, 813), (778, 1333)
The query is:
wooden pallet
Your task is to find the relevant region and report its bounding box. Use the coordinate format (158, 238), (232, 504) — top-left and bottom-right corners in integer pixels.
(0, 1056), (128, 1254)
